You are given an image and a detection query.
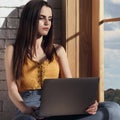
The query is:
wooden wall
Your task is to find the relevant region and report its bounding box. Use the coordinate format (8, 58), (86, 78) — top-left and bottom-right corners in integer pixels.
(92, 0), (104, 101)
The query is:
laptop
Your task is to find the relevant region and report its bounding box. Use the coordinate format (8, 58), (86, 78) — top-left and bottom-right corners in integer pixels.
(39, 77), (99, 117)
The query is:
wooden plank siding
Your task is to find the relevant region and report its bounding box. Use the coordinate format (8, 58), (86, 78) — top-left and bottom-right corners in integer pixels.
(79, 0), (92, 77)
(63, 0), (80, 77)
(92, 0), (104, 101)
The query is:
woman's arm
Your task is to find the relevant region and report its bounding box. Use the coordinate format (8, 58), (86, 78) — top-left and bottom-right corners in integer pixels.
(4, 45), (33, 114)
(54, 44), (72, 78)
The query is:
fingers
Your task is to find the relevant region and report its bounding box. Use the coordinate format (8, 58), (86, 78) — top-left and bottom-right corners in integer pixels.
(86, 105), (97, 114)
(31, 107), (45, 120)
(86, 110), (96, 115)
(86, 100), (98, 115)
(32, 106), (39, 110)
(89, 100), (98, 108)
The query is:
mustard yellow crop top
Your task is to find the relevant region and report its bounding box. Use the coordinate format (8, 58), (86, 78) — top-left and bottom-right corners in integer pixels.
(17, 54), (60, 92)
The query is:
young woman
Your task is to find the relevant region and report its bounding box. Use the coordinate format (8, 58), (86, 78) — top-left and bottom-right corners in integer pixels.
(5, 0), (120, 120)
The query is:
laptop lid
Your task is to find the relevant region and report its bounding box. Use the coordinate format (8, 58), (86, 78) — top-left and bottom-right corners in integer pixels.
(39, 77), (99, 117)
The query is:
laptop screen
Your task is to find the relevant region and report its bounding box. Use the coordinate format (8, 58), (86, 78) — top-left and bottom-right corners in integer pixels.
(39, 77), (99, 117)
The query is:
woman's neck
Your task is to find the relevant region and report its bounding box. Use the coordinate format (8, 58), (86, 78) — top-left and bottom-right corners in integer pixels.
(32, 36), (46, 62)
(35, 36), (43, 48)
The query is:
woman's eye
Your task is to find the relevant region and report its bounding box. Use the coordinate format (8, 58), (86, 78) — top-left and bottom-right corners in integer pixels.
(48, 18), (52, 21)
(39, 17), (44, 20)
(39, 16), (53, 22)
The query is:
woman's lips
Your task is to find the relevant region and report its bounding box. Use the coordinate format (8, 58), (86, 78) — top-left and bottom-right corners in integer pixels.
(42, 27), (49, 31)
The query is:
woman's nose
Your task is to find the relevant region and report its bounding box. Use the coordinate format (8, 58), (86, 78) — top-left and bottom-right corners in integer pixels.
(44, 18), (49, 25)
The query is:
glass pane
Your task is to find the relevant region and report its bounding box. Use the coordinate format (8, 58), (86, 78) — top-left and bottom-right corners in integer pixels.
(104, 0), (120, 18)
(104, 0), (120, 104)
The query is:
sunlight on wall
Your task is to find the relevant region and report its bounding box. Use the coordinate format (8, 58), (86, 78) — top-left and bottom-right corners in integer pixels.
(0, 0), (30, 7)
(0, 0), (30, 28)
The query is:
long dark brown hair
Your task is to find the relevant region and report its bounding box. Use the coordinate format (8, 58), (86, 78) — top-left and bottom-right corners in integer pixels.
(13, 0), (54, 80)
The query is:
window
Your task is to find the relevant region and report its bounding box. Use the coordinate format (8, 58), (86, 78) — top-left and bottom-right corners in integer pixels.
(104, 0), (120, 104)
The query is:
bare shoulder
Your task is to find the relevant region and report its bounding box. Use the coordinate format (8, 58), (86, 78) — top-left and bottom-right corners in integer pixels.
(53, 44), (66, 57)
(54, 44), (65, 51)
(5, 44), (14, 61)
(5, 44), (14, 53)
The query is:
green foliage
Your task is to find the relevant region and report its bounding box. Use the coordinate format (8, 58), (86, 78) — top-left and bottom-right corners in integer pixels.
(105, 89), (120, 105)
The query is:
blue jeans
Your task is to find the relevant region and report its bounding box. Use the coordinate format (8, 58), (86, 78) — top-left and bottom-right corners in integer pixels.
(13, 90), (120, 120)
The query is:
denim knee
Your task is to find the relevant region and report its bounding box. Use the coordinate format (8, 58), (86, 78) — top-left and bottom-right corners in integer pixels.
(99, 101), (120, 120)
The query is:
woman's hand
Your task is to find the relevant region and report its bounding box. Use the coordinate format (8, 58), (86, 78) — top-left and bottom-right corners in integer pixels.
(31, 107), (45, 120)
(86, 100), (98, 115)
(21, 105), (34, 114)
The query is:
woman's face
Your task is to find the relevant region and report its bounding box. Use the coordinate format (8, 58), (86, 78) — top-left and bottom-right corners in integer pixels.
(38, 6), (52, 36)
